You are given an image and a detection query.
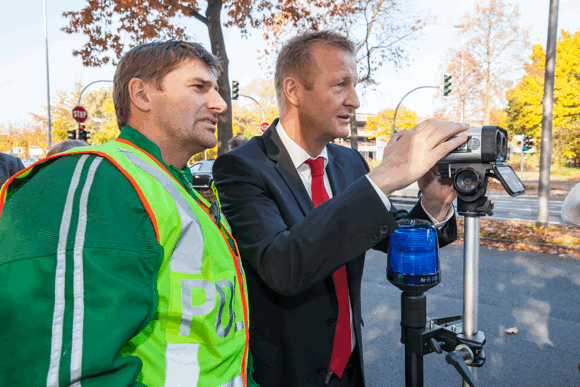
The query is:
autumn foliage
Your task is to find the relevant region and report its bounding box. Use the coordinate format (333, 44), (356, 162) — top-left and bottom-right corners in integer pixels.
(456, 217), (580, 259)
(506, 30), (580, 166)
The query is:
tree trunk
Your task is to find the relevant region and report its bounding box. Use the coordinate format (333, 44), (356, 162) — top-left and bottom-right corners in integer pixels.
(350, 113), (358, 151)
(206, 0), (232, 156)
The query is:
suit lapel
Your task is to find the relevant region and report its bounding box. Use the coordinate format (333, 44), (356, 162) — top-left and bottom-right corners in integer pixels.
(326, 146), (362, 297)
(326, 147), (348, 195)
(262, 120), (314, 215)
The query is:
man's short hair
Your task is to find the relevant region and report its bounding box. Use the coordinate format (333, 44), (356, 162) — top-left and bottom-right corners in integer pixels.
(46, 140), (89, 157)
(113, 40), (222, 129)
(274, 31), (355, 113)
(228, 135), (249, 151)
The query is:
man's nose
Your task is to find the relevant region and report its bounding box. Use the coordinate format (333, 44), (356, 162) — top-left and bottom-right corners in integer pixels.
(209, 89), (227, 114)
(345, 85), (360, 110)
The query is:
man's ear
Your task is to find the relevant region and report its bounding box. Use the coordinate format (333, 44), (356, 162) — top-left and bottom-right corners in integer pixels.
(128, 78), (153, 113)
(283, 77), (302, 109)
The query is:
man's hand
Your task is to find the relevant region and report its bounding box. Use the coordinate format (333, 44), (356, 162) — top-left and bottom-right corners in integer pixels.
(418, 166), (457, 222)
(368, 119), (469, 197)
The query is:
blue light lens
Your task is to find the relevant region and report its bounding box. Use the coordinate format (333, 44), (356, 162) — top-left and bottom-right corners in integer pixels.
(387, 222), (440, 289)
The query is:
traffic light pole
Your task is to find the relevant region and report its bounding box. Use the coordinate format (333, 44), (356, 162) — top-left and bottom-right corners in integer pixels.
(520, 147), (524, 180)
(392, 86), (439, 136)
(230, 81), (267, 124)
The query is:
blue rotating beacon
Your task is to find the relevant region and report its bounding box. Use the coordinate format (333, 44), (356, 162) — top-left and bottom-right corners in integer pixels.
(386, 219), (482, 387)
(387, 219), (440, 293)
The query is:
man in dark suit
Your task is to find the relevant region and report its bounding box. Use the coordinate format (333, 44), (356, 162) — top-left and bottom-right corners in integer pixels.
(0, 152), (25, 186)
(213, 31), (468, 387)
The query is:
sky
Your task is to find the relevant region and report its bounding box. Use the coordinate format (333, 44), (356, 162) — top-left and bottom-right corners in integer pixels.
(1, 0), (579, 127)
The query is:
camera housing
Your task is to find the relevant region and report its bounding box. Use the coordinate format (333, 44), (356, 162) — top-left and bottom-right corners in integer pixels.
(437, 126), (525, 201)
(439, 126), (508, 164)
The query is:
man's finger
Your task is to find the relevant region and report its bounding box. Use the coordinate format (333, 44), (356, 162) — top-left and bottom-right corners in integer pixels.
(387, 130), (407, 145)
(429, 123), (469, 147)
(437, 134), (469, 159)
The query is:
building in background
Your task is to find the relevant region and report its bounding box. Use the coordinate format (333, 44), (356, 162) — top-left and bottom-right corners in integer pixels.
(336, 112), (382, 160)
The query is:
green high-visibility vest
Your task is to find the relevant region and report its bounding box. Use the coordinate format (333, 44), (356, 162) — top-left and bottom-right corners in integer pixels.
(1, 139), (250, 386)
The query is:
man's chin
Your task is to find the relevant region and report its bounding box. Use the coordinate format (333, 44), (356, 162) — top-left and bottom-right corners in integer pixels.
(202, 140), (218, 151)
(333, 124), (351, 139)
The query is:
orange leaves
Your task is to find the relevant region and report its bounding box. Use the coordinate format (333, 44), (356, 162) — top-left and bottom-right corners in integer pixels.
(62, 0), (204, 67)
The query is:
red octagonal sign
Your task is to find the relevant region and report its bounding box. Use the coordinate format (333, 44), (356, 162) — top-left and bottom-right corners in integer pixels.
(72, 106), (88, 123)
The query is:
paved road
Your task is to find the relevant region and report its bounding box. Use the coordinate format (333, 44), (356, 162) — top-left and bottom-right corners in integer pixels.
(361, 245), (580, 386)
(391, 194), (567, 225)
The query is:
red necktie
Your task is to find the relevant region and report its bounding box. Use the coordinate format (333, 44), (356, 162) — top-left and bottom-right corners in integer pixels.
(304, 157), (352, 378)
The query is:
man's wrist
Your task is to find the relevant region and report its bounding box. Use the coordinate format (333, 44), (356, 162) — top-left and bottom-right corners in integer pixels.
(366, 175), (392, 212)
(367, 170), (398, 198)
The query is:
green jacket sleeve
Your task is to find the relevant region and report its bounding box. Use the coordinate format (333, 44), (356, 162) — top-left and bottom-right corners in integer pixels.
(0, 154), (162, 387)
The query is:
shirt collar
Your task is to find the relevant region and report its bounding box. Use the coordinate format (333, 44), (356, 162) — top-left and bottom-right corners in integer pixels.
(276, 121), (328, 169)
(118, 125), (193, 180)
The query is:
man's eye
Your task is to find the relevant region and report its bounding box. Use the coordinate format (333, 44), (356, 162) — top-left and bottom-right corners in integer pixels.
(336, 82), (346, 87)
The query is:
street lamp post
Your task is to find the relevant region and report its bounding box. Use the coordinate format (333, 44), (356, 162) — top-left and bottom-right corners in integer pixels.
(537, 0), (560, 227)
(43, 0), (52, 149)
(236, 94), (266, 123)
(78, 80), (114, 106)
(392, 86), (439, 136)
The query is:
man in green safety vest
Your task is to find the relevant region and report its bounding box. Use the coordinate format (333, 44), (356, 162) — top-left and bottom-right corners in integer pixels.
(0, 41), (257, 387)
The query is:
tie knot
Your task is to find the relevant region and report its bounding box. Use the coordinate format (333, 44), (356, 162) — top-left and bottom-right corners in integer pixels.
(304, 157), (325, 177)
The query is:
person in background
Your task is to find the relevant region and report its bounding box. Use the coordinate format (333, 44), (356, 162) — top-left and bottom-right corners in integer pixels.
(561, 181), (580, 226)
(228, 135), (250, 151)
(45, 139), (89, 157)
(213, 30), (467, 387)
(0, 40), (257, 387)
(0, 152), (24, 186)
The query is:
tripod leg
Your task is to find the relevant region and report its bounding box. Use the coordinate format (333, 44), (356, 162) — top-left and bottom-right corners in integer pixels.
(401, 292), (426, 387)
(405, 345), (423, 387)
(463, 215), (480, 387)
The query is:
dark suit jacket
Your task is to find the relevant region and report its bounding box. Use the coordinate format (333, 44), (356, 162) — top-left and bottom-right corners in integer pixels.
(213, 120), (457, 387)
(0, 153), (24, 187)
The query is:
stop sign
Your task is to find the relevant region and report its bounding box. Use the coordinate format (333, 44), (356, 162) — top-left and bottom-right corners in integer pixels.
(72, 106), (88, 123)
(260, 121), (270, 133)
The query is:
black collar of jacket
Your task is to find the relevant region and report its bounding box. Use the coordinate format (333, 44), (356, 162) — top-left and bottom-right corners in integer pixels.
(260, 118), (349, 215)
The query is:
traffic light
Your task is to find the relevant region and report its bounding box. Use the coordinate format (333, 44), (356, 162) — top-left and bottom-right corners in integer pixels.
(232, 80), (239, 100)
(68, 129), (77, 140)
(443, 74), (452, 97)
(78, 125), (90, 142)
(523, 136), (534, 151)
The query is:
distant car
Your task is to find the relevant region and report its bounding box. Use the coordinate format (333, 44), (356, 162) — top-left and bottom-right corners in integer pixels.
(189, 160), (214, 190)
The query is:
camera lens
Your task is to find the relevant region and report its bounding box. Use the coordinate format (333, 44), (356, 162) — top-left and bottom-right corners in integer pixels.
(453, 169), (481, 194)
(501, 135), (507, 161)
(496, 131), (502, 160)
